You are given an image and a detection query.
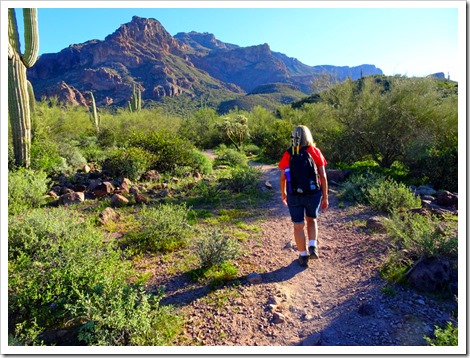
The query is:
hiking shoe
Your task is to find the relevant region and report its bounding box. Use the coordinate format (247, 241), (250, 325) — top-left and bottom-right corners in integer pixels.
(298, 254), (309, 267)
(309, 245), (319, 259)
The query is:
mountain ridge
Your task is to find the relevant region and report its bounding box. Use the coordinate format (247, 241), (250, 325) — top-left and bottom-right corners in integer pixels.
(28, 16), (383, 109)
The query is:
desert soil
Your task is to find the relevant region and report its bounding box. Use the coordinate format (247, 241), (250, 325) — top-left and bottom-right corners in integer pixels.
(146, 160), (457, 348)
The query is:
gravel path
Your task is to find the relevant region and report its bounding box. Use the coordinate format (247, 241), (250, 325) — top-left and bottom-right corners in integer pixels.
(152, 161), (458, 350)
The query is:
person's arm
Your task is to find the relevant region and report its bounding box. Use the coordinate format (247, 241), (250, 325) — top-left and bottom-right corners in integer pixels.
(280, 169), (287, 206)
(318, 165), (329, 211)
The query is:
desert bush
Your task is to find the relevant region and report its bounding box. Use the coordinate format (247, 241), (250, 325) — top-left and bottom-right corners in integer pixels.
(214, 145), (248, 167)
(338, 171), (382, 204)
(367, 177), (421, 213)
(128, 131), (196, 174)
(225, 165), (263, 193)
(425, 322), (458, 346)
(57, 142), (88, 171)
(102, 146), (156, 181)
(384, 211), (458, 259)
(187, 148), (213, 175)
(67, 285), (181, 346)
(253, 119), (293, 161)
(8, 208), (132, 344)
(128, 204), (191, 253)
(30, 136), (69, 175)
(8, 168), (50, 215)
(193, 227), (241, 268)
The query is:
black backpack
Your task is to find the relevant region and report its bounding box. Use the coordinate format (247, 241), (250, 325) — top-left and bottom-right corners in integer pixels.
(288, 146), (320, 195)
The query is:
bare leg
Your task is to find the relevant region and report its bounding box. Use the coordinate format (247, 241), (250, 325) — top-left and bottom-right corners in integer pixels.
(293, 222), (307, 252)
(305, 217), (318, 242)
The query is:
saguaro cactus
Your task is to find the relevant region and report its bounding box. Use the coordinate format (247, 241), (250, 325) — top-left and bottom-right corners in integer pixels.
(128, 84), (142, 112)
(8, 8), (39, 168)
(88, 92), (100, 133)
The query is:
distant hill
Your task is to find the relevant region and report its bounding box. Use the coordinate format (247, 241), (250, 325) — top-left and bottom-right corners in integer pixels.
(28, 16), (384, 110)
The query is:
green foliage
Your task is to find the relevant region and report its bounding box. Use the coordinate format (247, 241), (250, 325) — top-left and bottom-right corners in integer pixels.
(128, 131), (196, 174)
(102, 146), (156, 181)
(178, 107), (222, 149)
(8, 168), (50, 215)
(214, 145), (248, 167)
(193, 227), (241, 268)
(68, 286), (180, 346)
(8, 208), (132, 344)
(225, 165), (263, 193)
(338, 171), (383, 204)
(367, 177), (421, 214)
(127, 204), (191, 253)
(216, 113), (250, 151)
(187, 148), (213, 175)
(384, 211), (458, 259)
(253, 119), (293, 161)
(425, 322), (458, 346)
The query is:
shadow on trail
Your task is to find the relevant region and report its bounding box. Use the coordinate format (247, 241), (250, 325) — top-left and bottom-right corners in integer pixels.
(260, 259), (307, 283)
(159, 260), (305, 307)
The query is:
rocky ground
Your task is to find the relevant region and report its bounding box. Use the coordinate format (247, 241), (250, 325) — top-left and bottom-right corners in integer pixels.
(145, 162), (458, 350)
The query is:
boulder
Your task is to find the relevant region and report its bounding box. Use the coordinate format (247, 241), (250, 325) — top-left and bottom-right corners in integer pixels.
(110, 194), (129, 208)
(98, 207), (121, 225)
(407, 256), (451, 292)
(436, 190), (458, 208)
(93, 181), (115, 198)
(58, 191), (85, 206)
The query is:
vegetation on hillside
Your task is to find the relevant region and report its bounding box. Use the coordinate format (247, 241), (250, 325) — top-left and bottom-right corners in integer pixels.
(8, 75), (458, 346)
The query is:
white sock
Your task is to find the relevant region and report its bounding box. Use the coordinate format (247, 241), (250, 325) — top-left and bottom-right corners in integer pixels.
(309, 240), (317, 247)
(300, 250), (308, 256)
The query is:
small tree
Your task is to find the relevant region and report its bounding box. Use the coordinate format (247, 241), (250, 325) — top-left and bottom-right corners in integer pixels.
(217, 114), (249, 151)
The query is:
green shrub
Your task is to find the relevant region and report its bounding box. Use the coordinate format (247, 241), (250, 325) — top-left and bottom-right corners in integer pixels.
(214, 146), (248, 167)
(8, 208), (132, 343)
(367, 177), (421, 213)
(193, 227), (240, 268)
(8, 168), (50, 215)
(384, 211), (458, 259)
(102, 147), (156, 181)
(225, 165), (263, 193)
(338, 171), (382, 204)
(188, 148), (213, 175)
(57, 142), (88, 171)
(30, 137), (69, 175)
(128, 204), (191, 253)
(425, 322), (458, 346)
(68, 285), (181, 346)
(129, 131), (196, 174)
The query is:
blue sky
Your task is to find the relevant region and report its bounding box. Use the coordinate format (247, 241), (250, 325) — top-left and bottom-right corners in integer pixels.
(7, 1), (465, 79)
(8, 2), (463, 81)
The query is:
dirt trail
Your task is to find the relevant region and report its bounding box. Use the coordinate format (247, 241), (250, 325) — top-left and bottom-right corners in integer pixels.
(154, 160), (457, 347)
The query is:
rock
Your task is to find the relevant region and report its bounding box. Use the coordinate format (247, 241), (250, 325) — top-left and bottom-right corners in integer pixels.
(47, 191), (59, 199)
(98, 207), (120, 225)
(413, 185), (437, 197)
(265, 181), (273, 189)
(129, 186), (140, 195)
(142, 170), (161, 181)
(93, 181), (115, 198)
(110, 194), (129, 208)
(358, 303), (376, 316)
(407, 256), (451, 292)
(272, 312), (286, 324)
(366, 216), (389, 233)
(58, 191), (85, 206)
(436, 190), (458, 208)
(246, 272), (262, 284)
(83, 164), (91, 173)
(302, 332), (322, 346)
(73, 184), (87, 192)
(134, 194), (148, 204)
(326, 169), (350, 183)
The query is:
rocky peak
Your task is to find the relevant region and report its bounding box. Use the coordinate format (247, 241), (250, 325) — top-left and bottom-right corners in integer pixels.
(175, 31), (239, 52)
(105, 16), (188, 55)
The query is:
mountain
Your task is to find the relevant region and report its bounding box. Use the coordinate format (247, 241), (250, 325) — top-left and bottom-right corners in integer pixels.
(28, 16), (383, 110)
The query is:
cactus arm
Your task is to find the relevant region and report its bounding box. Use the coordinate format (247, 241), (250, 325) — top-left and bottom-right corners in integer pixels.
(22, 9), (39, 67)
(8, 9), (21, 55)
(27, 80), (36, 115)
(8, 55), (31, 167)
(89, 92), (100, 133)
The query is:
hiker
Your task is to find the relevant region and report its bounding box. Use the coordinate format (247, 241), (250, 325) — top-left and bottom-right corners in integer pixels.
(278, 125), (329, 267)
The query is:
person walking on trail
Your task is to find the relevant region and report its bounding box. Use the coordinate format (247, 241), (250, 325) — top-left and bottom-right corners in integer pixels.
(278, 125), (329, 267)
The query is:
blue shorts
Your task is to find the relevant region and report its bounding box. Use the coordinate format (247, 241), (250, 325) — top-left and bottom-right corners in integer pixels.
(287, 191), (322, 224)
